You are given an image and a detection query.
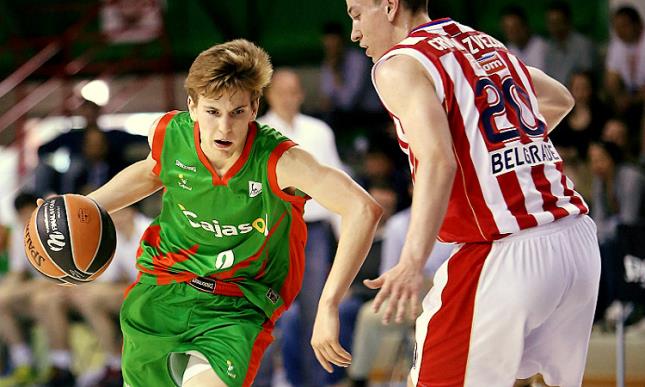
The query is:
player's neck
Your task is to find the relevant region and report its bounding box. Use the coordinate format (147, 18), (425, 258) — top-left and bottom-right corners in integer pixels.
(401, 12), (431, 37)
(201, 141), (245, 177)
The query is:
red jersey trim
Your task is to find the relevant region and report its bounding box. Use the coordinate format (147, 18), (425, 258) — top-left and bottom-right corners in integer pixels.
(269, 201), (308, 324)
(151, 110), (179, 176)
(193, 121), (258, 186)
(268, 141), (308, 205)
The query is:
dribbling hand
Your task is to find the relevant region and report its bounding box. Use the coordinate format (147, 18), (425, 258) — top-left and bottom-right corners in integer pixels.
(364, 260), (424, 324)
(311, 304), (352, 373)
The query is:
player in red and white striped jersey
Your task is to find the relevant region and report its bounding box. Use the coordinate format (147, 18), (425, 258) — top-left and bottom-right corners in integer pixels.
(342, 0), (601, 386)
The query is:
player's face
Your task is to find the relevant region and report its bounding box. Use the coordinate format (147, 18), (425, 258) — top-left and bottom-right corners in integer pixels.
(188, 89), (259, 158)
(347, 0), (392, 61)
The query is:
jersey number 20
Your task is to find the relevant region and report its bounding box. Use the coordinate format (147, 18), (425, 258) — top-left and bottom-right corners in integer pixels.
(475, 77), (546, 145)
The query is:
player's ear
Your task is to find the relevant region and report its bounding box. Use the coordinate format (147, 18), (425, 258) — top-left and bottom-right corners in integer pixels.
(250, 98), (260, 120)
(187, 96), (197, 121)
(385, 0), (398, 21)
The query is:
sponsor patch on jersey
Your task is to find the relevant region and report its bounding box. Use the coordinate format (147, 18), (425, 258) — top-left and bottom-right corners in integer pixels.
(490, 140), (562, 176)
(178, 174), (192, 191)
(477, 52), (504, 74)
(249, 181), (262, 198)
(266, 288), (280, 304)
(175, 159), (197, 172)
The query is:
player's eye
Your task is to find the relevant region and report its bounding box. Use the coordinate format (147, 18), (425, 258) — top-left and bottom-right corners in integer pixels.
(232, 109), (245, 115)
(207, 110), (219, 116)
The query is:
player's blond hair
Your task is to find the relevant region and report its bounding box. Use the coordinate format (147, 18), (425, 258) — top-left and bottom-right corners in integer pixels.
(184, 39), (273, 102)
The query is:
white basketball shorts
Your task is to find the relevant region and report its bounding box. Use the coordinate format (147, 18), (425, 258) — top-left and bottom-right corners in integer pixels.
(410, 215), (601, 387)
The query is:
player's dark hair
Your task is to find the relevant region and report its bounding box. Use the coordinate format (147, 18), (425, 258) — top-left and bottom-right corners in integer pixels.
(614, 6), (643, 26)
(14, 191), (38, 212)
(396, 0), (429, 14)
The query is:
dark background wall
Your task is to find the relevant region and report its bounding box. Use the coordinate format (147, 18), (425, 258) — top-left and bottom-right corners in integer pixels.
(0, 0), (610, 78)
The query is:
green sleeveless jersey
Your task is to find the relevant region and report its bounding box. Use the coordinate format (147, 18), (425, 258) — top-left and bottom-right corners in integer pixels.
(136, 111), (308, 320)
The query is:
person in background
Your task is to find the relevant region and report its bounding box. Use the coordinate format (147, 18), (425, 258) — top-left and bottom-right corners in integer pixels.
(605, 6), (645, 118)
(319, 22), (385, 132)
(543, 1), (595, 84)
(0, 192), (75, 387)
(68, 206), (150, 387)
(500, 5), (547, 70)
(348, 204), (453, 387)
(257, 68), (344, 387)
(588, 141), (645, 320)
(325, 181), (398, 386)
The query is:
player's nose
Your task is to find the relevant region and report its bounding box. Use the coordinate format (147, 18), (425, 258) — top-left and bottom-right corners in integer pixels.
(350, 27), (361, 43)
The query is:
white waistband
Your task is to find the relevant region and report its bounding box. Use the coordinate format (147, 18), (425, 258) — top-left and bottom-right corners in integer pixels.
(499, 215), (586, 243)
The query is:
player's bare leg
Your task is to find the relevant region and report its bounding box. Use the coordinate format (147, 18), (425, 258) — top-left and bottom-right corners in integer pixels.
(181, 356), (227, 387)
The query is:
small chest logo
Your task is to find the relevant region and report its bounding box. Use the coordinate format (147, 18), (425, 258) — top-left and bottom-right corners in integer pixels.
(266, 288), (280, 304)
(226, 360), (237, 379)
(249, 181), (262, 198)
(178, 174), (192, 191)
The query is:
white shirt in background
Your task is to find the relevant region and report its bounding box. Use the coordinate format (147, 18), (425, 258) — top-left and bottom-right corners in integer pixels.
(507, 35), (548, 70)
(257, 111), (343, 224)
(379, 208), (454, 277)
(606, 32), (645, 93)
(98, 213), (150, 283)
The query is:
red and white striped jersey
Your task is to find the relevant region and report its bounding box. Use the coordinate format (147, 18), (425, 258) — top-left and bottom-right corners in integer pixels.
(372, 18), (588, 243)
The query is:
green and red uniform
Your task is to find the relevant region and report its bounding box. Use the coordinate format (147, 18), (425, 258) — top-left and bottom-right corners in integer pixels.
(120, 111), (308, 387)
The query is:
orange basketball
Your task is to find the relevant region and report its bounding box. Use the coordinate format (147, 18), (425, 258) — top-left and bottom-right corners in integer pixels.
(23, 194), (117, 285)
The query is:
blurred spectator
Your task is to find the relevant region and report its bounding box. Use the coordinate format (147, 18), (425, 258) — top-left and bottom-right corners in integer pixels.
(588, 141), (645, 319)
(543, 1), (595, 84)
(500, 6), (547, 69)
(601, 118), (634, 158)
(323, 182), (398, 386)
(33, 99), (147, 196)
(0, 192), (72, 386)
(319, 22), (385, 132)
(347, 205), (453, 387)
(551, 70), (606, 160)
(68, 206), (148, 387)
(257, 68), (343, 387)
(605, 6), (645, 117)
(61, 128), (118, 194)
(357, 140), (411, 211)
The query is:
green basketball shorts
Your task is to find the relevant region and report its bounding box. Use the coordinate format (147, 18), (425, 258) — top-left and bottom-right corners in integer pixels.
(120, 282), (274, 387)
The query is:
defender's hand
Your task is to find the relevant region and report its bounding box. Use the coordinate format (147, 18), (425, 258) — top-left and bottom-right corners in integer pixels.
(364, 260), (424, 324)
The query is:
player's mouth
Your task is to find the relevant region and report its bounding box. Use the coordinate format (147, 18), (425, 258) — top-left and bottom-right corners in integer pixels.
(214, 139), (233, 148)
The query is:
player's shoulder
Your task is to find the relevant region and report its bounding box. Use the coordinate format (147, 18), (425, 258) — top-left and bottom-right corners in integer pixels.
(374, 53), (427, 88)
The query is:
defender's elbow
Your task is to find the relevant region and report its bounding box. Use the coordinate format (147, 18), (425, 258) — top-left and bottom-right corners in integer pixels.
(362, 196), (384, 224)
(562, 87), (575, 113)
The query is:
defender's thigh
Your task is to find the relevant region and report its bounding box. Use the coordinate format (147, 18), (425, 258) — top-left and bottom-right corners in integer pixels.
(411, 238), (569, 387)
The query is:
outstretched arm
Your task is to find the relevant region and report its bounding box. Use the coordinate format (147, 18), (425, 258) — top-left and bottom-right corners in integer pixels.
(87, 118), (163, 213)
(370, 54), (457, 324)
(527, 66), (575, 133)
(276, 147), (383, 372)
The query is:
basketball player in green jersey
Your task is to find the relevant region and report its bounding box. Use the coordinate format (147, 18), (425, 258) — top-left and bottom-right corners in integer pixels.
(81, 39), (382, 387)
